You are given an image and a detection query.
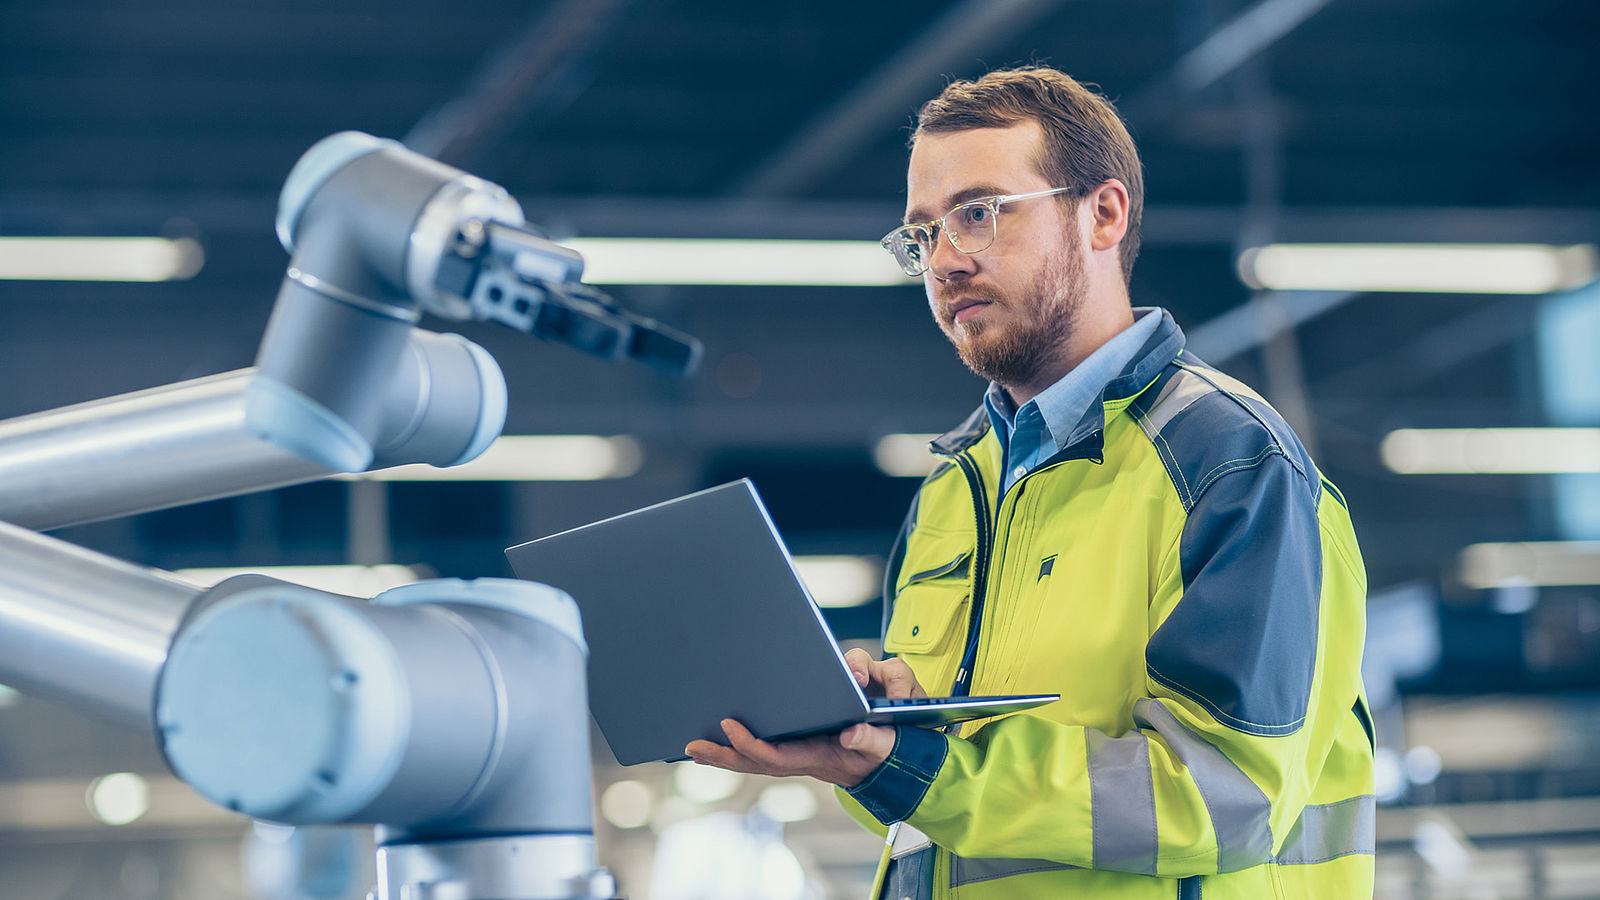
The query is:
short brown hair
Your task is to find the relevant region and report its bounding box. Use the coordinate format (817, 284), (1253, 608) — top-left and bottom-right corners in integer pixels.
(914, 66), (1144, 284)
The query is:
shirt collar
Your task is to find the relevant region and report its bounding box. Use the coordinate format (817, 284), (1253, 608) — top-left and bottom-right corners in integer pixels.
(982, 307), (1165, 455)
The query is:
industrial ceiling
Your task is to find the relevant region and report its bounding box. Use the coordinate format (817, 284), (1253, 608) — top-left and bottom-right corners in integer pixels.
(1, 0), (1598, 893)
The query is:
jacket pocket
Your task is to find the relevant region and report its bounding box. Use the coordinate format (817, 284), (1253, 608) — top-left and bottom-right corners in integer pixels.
(885, 549), (971, 658)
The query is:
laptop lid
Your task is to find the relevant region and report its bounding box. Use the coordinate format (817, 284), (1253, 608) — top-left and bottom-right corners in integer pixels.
(506, 480), (1055, 765)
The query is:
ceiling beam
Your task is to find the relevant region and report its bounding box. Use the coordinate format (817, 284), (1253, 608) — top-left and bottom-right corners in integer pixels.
(1123, 0), (1336, 123)
(1186, 290), (1356, 365)
(730, 0), (1074, 198)
(403, 0), (635, 167)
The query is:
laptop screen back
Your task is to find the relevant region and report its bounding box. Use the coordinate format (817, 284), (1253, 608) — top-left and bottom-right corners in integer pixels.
(505, 480), (870, 764)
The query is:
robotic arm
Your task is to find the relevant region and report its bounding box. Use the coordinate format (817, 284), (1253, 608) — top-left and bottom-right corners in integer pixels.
(0, 133), (696, 899)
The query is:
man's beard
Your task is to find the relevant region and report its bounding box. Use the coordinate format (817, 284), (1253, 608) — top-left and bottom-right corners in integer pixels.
(937, 237), (1086, 389)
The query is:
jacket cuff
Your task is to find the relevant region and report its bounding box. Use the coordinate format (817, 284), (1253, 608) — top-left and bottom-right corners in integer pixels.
(845, 725), (949, 825)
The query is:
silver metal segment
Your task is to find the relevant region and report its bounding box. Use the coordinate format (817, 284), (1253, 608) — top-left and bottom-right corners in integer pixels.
(277, 131), (397, 253)
(154, 577), (599, 834)
(157, 582), (422, 823)
(374, 835), (614, 900)
(0, 370), (333, 530)
(1086, 727), (1160, 873)
(0, 517), (201, 726)
(0, 130), (615, 900)
(1133, 698), (1275, 872)
(0, 327), (505, 531)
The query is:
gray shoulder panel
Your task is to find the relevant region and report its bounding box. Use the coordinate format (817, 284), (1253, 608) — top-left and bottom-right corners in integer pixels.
(1130, 358), (1320, 513)
(1133, 357), (1324, 737)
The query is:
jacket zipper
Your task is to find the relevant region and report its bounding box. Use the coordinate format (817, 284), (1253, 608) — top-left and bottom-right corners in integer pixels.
(939, 430), (1105, 698)
(946, 451), (992, 698)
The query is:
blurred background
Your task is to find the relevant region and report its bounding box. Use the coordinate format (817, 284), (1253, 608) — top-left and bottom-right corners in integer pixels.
(1, 0), (1598, 897)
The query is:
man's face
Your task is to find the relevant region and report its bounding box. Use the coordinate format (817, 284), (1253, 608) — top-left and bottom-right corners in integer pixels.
(904, 121), (1087, 390)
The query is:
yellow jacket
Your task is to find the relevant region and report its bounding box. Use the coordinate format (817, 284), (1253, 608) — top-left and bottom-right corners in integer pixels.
(840, 311), (1374, 898)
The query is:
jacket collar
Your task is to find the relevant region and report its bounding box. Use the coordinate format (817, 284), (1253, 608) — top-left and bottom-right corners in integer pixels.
(930, 307), (1187, 458)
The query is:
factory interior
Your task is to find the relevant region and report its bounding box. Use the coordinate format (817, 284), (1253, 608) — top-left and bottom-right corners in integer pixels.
(1, 0), (1599, 897)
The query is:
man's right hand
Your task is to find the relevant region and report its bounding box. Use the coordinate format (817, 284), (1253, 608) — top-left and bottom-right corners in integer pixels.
(844, 647), (927, 699)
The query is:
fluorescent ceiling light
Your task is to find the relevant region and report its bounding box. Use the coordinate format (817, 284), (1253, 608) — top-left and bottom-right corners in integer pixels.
(873, 433), (942, 478)
(1238, 243), (1598, 294)
(0, 237), (204, 282)
(351, 435), (644, 481)
(1459, 541), (1600, 589)
(177, 564), (422, 596)
(794, 555), (883, 608)
(563, 238), (908, 286)
(1381, 428), (1600, 474)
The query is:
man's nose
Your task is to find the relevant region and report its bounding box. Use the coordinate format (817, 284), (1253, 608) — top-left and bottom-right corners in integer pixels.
(926, 229), (974, 280)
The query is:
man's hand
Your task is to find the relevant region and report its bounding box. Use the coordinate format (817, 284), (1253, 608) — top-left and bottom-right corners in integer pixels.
(842, 647), (927, 700)
(684, 718), (895, 787)
(682, 650), (929, 787)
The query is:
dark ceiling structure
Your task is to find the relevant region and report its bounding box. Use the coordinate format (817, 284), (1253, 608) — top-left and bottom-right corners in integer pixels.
(1, 0), (1597, 651)
(3, 1), (1600, 895)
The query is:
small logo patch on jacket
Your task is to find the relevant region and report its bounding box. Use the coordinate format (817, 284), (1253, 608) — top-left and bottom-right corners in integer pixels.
(1039, 554), (1056, 581)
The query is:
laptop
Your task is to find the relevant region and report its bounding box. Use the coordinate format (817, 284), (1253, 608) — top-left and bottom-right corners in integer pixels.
(505, 479), (1058, 765)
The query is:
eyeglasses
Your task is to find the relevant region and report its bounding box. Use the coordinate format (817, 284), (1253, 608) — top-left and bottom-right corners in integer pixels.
(880, 186), (1076, 277)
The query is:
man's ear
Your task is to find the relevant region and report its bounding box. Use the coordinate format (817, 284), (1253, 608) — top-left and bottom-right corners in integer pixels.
(1085, 179), (1130, 253)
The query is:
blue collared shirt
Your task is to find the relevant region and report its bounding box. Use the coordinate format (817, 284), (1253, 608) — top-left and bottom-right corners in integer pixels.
(984, 308), (1164, 496)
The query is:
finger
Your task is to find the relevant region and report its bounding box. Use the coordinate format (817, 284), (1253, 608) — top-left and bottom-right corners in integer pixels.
(877, 658), (926, 699)
(720, 719), (783, 767)
(843, 647), (872, 686)
(685, 744), (762, 775)
(685, 736), (764, 774)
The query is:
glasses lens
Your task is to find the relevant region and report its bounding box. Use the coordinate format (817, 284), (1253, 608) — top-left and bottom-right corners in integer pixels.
(883, 226), (931, 276)
(946, 201), (997, 254)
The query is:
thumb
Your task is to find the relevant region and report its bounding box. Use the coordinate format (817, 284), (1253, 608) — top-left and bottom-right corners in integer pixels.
(840, 723), (896, 763)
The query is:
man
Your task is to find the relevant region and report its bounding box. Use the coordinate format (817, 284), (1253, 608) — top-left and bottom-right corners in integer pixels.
(687, 66), (1374, 899)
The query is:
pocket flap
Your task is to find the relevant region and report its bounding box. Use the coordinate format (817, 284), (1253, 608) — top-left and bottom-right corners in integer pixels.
(904, 550), (971, 584)
(884, 575), (969, 655)
(895, 528), (975, 594)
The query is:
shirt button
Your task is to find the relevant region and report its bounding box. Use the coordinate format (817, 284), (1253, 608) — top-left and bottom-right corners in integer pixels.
(1013, 465), (1027, 480)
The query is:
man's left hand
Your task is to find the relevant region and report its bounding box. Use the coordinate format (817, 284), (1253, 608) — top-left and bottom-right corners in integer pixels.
(684, 718), (896, 788)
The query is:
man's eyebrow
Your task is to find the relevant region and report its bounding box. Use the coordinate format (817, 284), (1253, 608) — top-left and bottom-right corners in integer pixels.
(903, 184), (1012, 225)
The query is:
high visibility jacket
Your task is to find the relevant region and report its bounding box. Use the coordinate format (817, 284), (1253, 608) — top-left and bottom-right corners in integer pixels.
(838, 310), (1375, 899)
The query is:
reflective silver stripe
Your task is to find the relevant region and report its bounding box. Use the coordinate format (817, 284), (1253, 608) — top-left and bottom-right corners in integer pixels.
(949, 854), (1076, 887)
(1134, 698), (1274, 872)
(1178, 361), (1267, 406)
(1137, 369), (1215, 438)
(1273, 795), (1376, 864)
(882, 845), (937, 900)
(1087, 727), (1160, 873)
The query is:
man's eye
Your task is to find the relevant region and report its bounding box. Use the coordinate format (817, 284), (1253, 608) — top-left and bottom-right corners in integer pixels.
(957, 205), (990, 226)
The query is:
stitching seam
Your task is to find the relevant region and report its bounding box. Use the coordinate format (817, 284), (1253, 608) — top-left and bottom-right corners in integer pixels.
(1146, 664), (1306, 734)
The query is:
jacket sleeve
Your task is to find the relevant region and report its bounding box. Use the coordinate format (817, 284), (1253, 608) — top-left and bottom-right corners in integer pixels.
(840, 453), (1368, 876)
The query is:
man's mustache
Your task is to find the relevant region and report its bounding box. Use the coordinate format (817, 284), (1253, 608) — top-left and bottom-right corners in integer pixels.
(935, 283), (1006, 315)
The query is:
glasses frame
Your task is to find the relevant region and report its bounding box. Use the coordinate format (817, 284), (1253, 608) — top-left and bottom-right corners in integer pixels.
(880, 186), (1077, 277)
